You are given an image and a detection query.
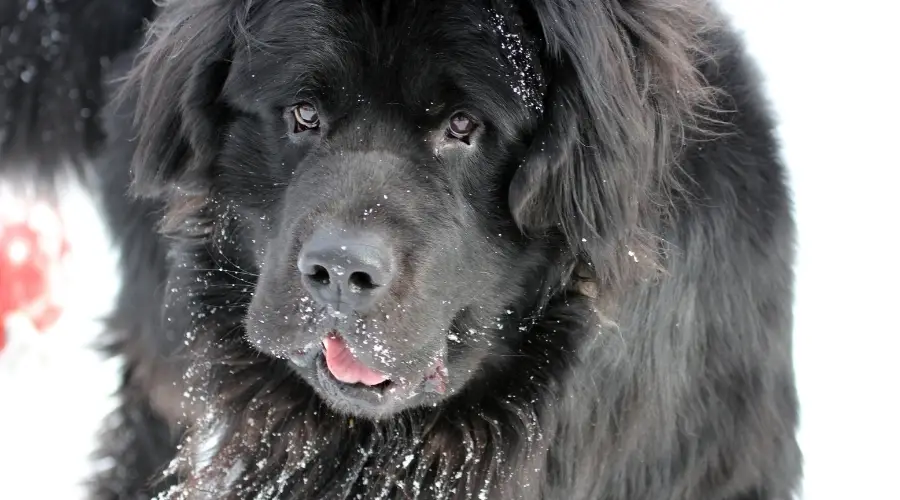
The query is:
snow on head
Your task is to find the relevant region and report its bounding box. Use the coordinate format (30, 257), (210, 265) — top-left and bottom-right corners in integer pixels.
(486, 9), (545, 113)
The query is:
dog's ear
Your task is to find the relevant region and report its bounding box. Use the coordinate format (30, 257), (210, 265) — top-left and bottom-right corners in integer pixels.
(511, 0), (717, 286)
(120, 0), (236, 199)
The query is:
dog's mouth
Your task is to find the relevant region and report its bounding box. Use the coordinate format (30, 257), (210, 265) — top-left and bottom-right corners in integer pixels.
(290, 331), (449, 414)
(322, 334), (392, 388)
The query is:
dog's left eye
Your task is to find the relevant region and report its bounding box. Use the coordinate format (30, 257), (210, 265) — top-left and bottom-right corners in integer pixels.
(447, 112), (477, 142)
(291, 102), (320, 132)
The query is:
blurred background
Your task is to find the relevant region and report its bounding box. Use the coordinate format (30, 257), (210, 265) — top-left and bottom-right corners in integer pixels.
(1, 1), (898, 498)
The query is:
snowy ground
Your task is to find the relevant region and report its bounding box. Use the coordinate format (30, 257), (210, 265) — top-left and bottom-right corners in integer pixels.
(1, 1), (898, 498)
(717, 1), (900, 499)
(0, 177), (123, 498)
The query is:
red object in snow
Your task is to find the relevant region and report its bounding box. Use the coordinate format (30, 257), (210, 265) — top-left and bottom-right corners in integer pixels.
(0, 204), (69, 352)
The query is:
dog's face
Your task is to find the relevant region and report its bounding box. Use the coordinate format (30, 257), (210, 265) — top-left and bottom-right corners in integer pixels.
(201, 1), (551, 417)
(128, 0), (705, 419)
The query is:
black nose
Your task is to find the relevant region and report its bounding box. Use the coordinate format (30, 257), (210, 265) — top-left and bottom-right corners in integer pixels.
(297, 227), (395, 312)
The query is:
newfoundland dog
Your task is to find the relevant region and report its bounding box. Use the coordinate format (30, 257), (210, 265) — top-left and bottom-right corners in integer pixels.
(1, 0), (801, 498)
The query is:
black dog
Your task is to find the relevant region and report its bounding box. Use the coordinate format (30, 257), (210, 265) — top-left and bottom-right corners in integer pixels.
(1, 0), (802, 498)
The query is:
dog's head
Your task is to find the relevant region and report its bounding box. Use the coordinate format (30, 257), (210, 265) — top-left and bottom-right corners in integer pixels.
(124, 0), (712, 418)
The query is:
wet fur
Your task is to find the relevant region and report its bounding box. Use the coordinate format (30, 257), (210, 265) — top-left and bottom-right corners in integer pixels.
(0, 0), (801, 499)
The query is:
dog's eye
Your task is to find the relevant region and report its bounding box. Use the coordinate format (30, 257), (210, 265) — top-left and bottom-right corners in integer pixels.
(291, 102), (320, 132)
(448, 112), (477, 141)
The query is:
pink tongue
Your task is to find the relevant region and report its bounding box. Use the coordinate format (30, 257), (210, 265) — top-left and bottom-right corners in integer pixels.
(323, 336), (389, 386)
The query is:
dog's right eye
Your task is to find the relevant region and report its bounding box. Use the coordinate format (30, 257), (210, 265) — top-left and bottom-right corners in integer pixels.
(291, 102), (320, 132)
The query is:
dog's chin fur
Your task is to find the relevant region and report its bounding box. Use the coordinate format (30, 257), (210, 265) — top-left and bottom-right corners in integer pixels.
(2, 0), (801, 499)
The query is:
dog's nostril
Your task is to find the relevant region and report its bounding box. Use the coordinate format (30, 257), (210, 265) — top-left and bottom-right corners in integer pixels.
(348, 271), (377, 292)
(309, 265), (331, 285)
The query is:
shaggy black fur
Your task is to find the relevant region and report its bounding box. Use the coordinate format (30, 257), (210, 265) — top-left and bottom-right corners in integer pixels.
(0, 0), (154, 185)
(1, 0), (802, 499)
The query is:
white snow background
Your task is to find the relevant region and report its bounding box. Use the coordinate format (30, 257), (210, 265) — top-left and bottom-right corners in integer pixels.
(1, 1), (898, 498)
